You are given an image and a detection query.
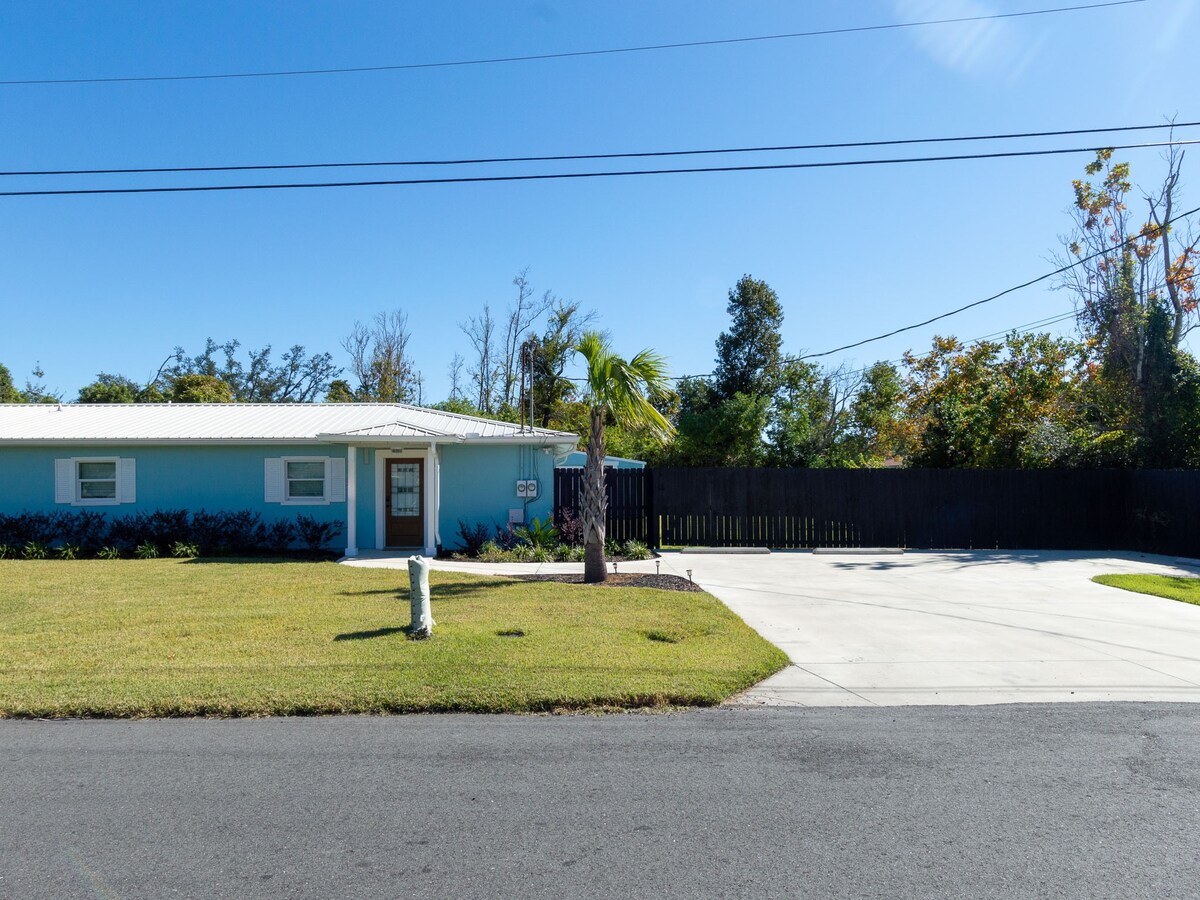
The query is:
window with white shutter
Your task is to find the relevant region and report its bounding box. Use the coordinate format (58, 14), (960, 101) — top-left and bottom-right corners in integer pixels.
(55, 457), (136, 506)
(266, 457), (337, 505)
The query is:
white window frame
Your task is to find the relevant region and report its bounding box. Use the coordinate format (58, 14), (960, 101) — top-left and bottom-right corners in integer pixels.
(73, 457), (121, 507)
(281, 456), (331, 506)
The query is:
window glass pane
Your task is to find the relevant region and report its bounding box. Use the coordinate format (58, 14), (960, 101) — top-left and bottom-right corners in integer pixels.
(286, 461), (325, 480)
(80, 480), (117, 499)
(78, 462), (116, 480)
(288, 479), (326, 498)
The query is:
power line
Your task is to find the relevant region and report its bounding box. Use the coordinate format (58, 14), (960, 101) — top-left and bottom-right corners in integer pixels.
(0, 0), (1145, 86)
(2, 138), (1196, 198)
(668, 311), (1085, 387)
(570, 310), (1083, 385)
(798, 203), (1200, 360)
(5, 120), (1195, 178)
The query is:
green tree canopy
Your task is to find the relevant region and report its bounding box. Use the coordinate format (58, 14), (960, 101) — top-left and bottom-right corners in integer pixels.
(77, 373), (158, 404)
(713, 275), (785, 400)
(0, 362), (19, 403)
(169, 374), (235, 403)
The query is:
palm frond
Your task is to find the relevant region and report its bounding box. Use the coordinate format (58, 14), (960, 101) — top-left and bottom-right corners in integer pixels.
(572, 331), (676, 445)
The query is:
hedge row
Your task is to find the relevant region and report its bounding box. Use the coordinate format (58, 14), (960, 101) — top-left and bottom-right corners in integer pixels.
(0, 509), (344, 557)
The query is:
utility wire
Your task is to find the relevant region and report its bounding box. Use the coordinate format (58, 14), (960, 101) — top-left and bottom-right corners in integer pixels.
(668, 311), (1087, 385)
(0, 0), (1145, 86)
(569, 309), (1083, 385)
(4, 120), (1195, 178)
(798, 202), (1200, 360)
(2, 138), (1196, 198)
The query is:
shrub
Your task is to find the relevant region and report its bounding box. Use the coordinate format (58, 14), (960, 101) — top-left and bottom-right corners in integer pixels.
(170, 541), (200, 559)
(22, 541), (49, 560)
(143, 509), (192, 548)
(529, 546), (555, 563)
(456, 519), (492, 556)
(263, 519), (298, 554)
(477, 540), (505, 562)
(55, 544), (81, 560)
(620, 540), (652, 561)
(0, 512), (67, 547)
(59, 510), (110, 552)
(188, 510), (227, 555)
(493, 523), (521, 551)
(215, 510), (266, 554)
(134, 542), (159, 560)
(294, 514), (343, 553)
(97, 546), (123, 560)
(0, 544), (14, 560)
(555, 507), (584, 547)
(516, 517), (560, 550)
(107, 512), (144, 551)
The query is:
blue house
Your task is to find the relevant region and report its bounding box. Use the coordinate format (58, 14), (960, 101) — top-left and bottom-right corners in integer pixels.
(0, 403), (579, 556)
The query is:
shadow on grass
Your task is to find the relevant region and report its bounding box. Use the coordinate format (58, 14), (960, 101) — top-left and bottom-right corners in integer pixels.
(185, 555), (338, 565)
(337, 580), (501, 600)
(334, 626), (409, 641)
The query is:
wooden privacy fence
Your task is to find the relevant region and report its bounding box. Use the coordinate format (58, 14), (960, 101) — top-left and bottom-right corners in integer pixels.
(552, 468), (648, 545)
(552, 467), (1200, 557)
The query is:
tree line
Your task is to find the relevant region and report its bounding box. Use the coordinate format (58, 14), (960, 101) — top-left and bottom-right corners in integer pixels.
(3, 149), (1196, 469)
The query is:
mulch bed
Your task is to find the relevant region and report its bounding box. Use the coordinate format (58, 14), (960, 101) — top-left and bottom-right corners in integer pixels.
(516, 573), (703, 592)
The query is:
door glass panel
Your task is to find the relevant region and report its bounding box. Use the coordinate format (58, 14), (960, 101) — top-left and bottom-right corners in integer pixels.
(390, 463), (420, 517)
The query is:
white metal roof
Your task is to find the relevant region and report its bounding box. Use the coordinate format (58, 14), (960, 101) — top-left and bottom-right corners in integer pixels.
(0, 403), (580, 445)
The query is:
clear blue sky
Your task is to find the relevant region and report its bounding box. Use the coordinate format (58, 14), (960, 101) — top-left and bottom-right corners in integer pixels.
(1, 0), (1197, 401)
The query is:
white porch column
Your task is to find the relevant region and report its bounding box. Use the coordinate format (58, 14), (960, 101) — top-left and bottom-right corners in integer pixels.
(345, 445), (358, 557)
(423, 443), (439, 556)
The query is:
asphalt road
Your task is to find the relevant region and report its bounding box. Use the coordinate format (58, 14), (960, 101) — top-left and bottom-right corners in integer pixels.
(3, 705), (1199, 899)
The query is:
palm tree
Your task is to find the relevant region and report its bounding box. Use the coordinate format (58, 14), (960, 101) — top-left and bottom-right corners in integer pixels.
(573, 331), (675, 583)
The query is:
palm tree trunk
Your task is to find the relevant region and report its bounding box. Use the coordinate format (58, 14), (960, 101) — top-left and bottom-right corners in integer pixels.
(582, 406), (607, 583)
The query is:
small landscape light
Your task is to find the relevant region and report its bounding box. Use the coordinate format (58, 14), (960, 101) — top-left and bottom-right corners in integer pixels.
(686, 569), (693, 583)
(612, 560), (618, 574)
(655, 560), (661, 576)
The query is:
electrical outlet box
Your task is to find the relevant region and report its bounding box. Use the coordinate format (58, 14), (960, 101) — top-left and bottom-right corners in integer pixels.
(508, 508), (525, 525)
(516, 479), (539, 499)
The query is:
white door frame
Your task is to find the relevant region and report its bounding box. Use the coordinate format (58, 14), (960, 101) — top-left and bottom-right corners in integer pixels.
(374, 444), (439, 556)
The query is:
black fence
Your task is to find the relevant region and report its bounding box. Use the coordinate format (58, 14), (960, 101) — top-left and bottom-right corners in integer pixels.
(552, 468), (648, 545)
(552, 467), (1200, 557)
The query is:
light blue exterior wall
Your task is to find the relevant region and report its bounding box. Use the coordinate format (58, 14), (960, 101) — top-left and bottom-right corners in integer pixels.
(436, 443), (555, 550)
(0, 444), (348, 546)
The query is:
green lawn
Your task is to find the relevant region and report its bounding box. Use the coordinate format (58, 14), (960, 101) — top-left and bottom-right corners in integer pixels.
(1092, 573), (1200, 606)
(0, 559), (787, 718)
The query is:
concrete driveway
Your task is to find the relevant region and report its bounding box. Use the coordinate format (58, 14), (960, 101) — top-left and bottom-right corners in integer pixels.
(674, 550), (1200, 707)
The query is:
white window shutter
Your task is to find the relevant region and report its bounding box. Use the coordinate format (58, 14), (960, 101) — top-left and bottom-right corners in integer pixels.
(264, 458), (284, 503)
(329, 457), (347, 502)
(118, 458), (137, 503)
(55, 459), (73, 504)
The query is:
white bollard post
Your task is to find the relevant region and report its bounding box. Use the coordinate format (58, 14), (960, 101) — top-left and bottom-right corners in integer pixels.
(408, 555), (434, 638)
